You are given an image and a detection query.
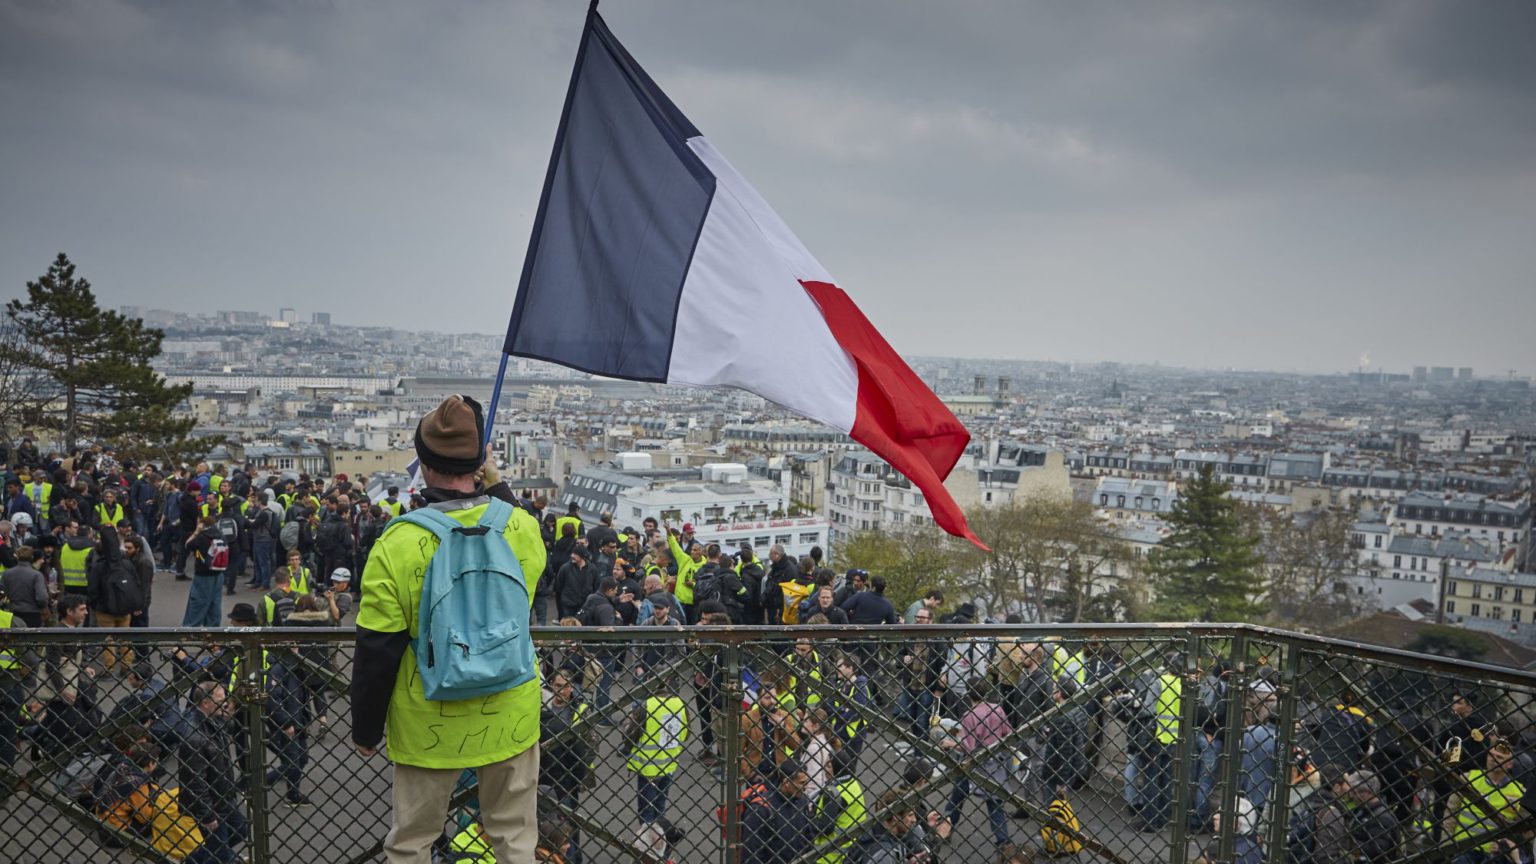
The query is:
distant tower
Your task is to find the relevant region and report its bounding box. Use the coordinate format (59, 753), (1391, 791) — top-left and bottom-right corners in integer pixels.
(312, 312), (331, 326)
(997, 376), (1012, 399)
(974, 375), (987, 396)
(279, 307), (297, 324)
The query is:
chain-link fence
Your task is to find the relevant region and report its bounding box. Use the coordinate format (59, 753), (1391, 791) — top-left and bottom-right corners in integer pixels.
(3, 624), (1536, 863)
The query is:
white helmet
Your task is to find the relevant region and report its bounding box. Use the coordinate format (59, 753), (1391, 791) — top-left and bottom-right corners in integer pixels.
(11, 512), (32, 528)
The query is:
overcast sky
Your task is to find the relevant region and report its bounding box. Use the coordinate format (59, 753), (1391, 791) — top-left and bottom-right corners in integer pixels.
(2, 0), (1533, 375)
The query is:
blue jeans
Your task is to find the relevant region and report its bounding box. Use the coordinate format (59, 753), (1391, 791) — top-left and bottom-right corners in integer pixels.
(183, 575), (223, 627)
(947, 778), (1009, 845)
(897, 689), (934, 739)
(266, 729), (309, 793)
(594, 655), (618, 715)
(636, 774), (673, 824)
(186, 806), (248, 864)
(1139, 744), (1174, 828)
(251, 540), (274, 589)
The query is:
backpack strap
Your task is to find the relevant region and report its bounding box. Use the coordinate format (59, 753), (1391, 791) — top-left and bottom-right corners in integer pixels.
(399, 497), (514, 542)
(398, 506), (463, 544)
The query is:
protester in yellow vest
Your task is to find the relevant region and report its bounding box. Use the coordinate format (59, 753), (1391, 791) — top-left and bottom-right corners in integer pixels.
(57, 524), (95, 592)
(95, 489), (126, 528)
(22, 472), (52, 521)
(382, 486), (404, 518)
(663, 521), (703, 621)
(352, 395), (546, 864)
(812, 749), (867, 864)
(624, 679), (689, 828)
(1448, 741), (1526, 854)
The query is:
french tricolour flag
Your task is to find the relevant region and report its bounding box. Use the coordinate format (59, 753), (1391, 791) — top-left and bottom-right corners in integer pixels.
(503, 6), (985, 549)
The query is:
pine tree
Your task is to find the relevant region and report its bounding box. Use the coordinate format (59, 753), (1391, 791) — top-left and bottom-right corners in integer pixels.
(2, 253), (206, 460)
(1147, 465), (1264, 622)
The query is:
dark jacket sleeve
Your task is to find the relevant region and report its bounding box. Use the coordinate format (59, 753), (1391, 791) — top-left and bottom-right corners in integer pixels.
(351, 626), (410, 749)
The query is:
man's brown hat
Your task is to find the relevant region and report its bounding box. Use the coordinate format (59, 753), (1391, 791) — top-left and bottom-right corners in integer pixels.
(414, 395), (486, 475)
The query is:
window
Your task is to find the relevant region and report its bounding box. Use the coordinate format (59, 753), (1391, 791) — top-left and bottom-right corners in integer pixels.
(1394, 555), (1402, 568)
(1495, 586), (1505, 602)
(1473, 584), (1483, 599)
(1471, 603), (1481, 617)
(1117, 495), (1126, 508)
(1517, 589), (1524, 604)
(799, 532), (819, 545)
(1152, 498), (1161, 510)
(1374, 535), (1382, 549)
(1446, 600), (1456, 614)
(632, 507), (643, 518)
(755, 536), (771, 547)
(1516, 609), (1524, 623)
(1492, 607), (1504, 621)
(1100, 494), (1108, 506)
(1135, 497), (1144, 509)
(775, 535), (791, 545)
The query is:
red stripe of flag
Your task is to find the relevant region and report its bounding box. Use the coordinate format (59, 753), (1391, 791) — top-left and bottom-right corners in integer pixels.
(800, 280), (989, 551)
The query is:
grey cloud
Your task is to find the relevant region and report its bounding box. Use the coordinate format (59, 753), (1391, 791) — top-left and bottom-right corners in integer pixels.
(1, 0), (1532, 374)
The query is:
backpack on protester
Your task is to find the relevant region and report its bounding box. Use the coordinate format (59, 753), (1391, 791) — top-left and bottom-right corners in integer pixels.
(204, 538), (230, 572)
(279, 520), (301, 553)
(104, 561), (145, 614)
(1040, 796), (1084, 856)
(694, 566), (723, 605)
(739, 560), (764, 606)
(216, 516), (240, 544)
(780, 580), (815, 624)
(399, 498), (534, 702)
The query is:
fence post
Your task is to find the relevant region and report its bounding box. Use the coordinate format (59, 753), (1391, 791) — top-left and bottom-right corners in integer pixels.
(240, 633), (273, 864)
(1214, 629), (1249, 863)
(719, 637), (743, 864)
(1264, 642), (1302, 863)
(1169, 633), (1202, 864)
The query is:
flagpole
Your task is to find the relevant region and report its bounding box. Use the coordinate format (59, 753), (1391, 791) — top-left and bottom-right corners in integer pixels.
(483, 352), (510, 450)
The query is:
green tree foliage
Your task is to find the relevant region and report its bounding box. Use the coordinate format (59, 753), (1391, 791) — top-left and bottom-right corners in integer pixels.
(839, 524), (955, 612)
(840, 496), (1143, 623)
(2, 253), (210, 461)
(1408, 625), (1489, 661)
(1146, 465), (1264, 622)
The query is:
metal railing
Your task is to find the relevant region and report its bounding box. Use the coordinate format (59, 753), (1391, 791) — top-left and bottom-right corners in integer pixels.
(3, 623), (1536, 863)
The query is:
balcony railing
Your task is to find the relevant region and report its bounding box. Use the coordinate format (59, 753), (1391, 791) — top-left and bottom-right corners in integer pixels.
(2, 623), (1534, 862)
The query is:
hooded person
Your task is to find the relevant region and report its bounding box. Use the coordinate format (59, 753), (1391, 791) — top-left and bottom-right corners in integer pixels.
(351, 395), (547, 864)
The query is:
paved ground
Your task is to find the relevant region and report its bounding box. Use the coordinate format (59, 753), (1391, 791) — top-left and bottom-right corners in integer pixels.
(2, 568), (1218, 863)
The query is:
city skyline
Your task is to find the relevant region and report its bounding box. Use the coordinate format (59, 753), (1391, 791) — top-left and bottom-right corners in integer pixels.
(3, 1), (1534, 374)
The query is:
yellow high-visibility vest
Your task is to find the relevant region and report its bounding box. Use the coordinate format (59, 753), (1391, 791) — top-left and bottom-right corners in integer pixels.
(626, 695), (688, 777)
(59, 543), (92, 589)
(1154, 673), (1182, 746)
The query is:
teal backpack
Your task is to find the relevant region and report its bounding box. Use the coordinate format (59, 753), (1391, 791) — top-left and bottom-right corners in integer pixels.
(400, 498), (535, 702)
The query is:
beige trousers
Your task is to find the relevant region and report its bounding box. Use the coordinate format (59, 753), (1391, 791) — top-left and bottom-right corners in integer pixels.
(383, 744), (540, 864)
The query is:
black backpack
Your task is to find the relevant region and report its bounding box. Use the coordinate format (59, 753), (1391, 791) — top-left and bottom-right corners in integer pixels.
(739, 561), (764, 605)
(217, 516), (240, 543)
(694, 565), (723, 604)
(104, 561), (145, 614)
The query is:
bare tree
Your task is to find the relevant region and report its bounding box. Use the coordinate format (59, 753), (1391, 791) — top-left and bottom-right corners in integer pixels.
(0, 316), (50, 445)
(1248, 505), (1364, 628)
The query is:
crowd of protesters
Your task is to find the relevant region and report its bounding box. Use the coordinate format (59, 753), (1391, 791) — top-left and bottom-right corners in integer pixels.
(3, 438), (1536, 863)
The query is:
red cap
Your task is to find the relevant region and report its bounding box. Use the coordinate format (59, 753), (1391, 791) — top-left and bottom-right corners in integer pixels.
(336, 473), (348, 482)
(682, 522), (695, 534)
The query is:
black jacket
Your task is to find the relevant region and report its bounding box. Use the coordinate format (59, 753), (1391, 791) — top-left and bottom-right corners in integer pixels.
(578, 591), (617, 627)
(763, 556), (797, 624)
(557, 561), (597, 617)
(178, 712), (239, 823)
(841, 592), (898, 626)
(88, 530), (145, 616)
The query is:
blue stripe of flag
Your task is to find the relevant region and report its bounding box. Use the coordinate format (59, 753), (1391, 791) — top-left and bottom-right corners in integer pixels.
(504, 9), (716, 383)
